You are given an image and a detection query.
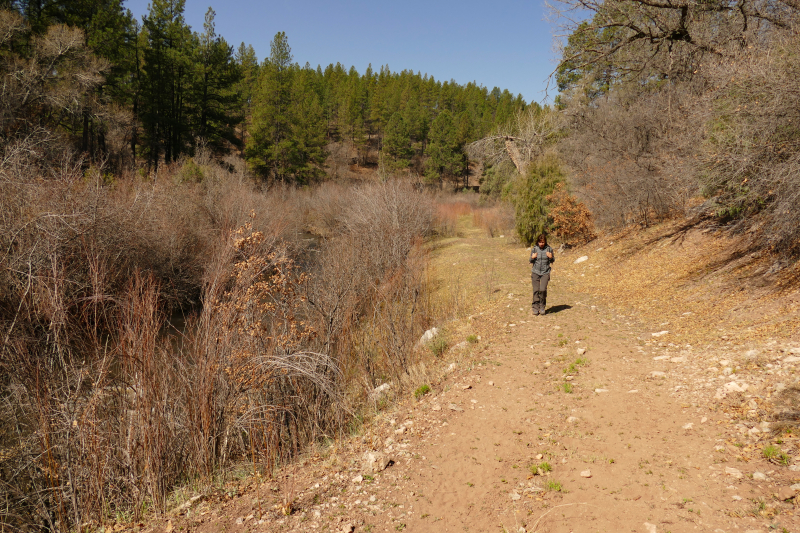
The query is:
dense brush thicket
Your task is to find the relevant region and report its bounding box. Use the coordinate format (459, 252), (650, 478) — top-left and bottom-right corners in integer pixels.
(0, 149), (443, 529)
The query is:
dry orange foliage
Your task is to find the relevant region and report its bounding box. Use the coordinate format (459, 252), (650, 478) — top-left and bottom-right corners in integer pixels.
(546, 183), (596, 246)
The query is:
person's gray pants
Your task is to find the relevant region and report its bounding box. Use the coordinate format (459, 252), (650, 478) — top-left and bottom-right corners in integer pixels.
(531, 272), (550, 312)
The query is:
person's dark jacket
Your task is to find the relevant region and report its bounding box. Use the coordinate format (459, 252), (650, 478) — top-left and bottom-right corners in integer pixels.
(529, 245), (554, 275)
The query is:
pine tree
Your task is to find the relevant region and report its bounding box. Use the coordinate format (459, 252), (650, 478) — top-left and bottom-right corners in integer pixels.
(246, 31), (295, 180)
(193, 8), (242, 154)
(246, 33), (326, 183)
(235, 42), (259, 154)
(425, 110), (467, 185)
(285, 66), (327, 183)
(381, 112), (412, 169)
(141, 0), (195, 167)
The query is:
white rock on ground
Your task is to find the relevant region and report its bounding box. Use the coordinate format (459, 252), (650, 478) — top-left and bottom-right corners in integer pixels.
(418, 327), (439, 345)
(580, 470), (592, 478)
(574, 256), (589, 264)
(723, 381), (749, 393)
(577, 347), (587, 355)
(725, 467), (743, 479)
(752, 472), (766, 480)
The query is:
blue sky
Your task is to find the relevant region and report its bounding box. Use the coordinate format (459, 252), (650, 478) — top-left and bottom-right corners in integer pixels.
(124, 0), (562, 105)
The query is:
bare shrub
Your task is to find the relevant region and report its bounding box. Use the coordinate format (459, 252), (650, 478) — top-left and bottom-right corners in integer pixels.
(433, 200), (472, 236)
(558, 85), (699, 228)
(698, 33), (800, 255)
(472, 204), (515, 238)
(0, 155), (438, 529)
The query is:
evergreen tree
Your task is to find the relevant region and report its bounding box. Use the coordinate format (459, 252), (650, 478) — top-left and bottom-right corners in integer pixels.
(193, 8), (242, 154)
(285, 66), (327, 183)
(246, 33), (325, 183)
(425, 110), (466, 185)
(381, 112), (412, 169)
(246, 31), (295, 180)
(141, 0), (195, 167)
(235, 42), (259, 154)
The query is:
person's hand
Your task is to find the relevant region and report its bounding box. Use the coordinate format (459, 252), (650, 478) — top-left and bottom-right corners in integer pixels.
(546, 251), (553, 259)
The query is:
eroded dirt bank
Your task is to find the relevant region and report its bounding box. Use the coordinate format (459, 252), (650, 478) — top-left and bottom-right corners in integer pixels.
(153, 221), (800, 533)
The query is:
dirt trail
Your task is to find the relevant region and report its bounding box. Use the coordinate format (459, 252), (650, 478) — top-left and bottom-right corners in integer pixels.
(164, 223), (800, 533)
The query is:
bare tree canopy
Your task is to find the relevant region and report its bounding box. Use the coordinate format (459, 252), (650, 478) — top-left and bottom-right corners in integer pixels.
(551, 0), (800, 93)
(467, 107), (563, 174)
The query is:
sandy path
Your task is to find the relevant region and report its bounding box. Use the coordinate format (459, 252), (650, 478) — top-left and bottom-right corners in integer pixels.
(167, 228), (800, 533)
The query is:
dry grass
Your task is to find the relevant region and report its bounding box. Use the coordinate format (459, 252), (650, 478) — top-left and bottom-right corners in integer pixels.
(472, 204), (515, 238)
(561, 220), (800, 346)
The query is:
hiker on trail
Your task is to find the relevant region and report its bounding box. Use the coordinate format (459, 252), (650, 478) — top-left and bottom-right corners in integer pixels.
(529, 234), (554, 315)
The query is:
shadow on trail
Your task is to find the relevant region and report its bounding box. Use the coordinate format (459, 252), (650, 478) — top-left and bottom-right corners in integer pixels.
(545, 304), (572, 314)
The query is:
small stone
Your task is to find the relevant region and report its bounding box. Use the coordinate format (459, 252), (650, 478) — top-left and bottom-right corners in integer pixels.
(235, 517), (244, 525)
(651, 330), (669, 337)
(775, 486), (795, 500)
(791, 483), (800, 491)
(574, 256), (589, 264)
(653, 355), (670, 361)
(701, 417), (708, 423)
(535, 454), (543, 460)
(725, 467), (743, 479)
(510, 492), (521, 501)
(682, 423), (694, 430)
(628, 390), (639, 393)
(732, 495), (742, 501)
(352, 475), (363, 484)
(752, 472), (766, 480)
(644, 522), (657, 533)
(782, 356), (800, 364)
(580, 470), (592, 478)
(577, 347), (587, 355)
(461, 384), (472, 390)
(394, 426), (406, 435)
(448, 403), (463, 412)
(567, 416), (579, 424)
(488, 381), (495, 386)
(165, 521), (173, 533)
(363, 451), (393, 473)
(341, 523), (355, 533)
(670, 357), (685, 363)
(431, 404), (442, 411)
(649, 371), (667, 378)
(595, 388), (609, 393)
(446, 363), (457, 373)
(723, 381), (748, 393)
